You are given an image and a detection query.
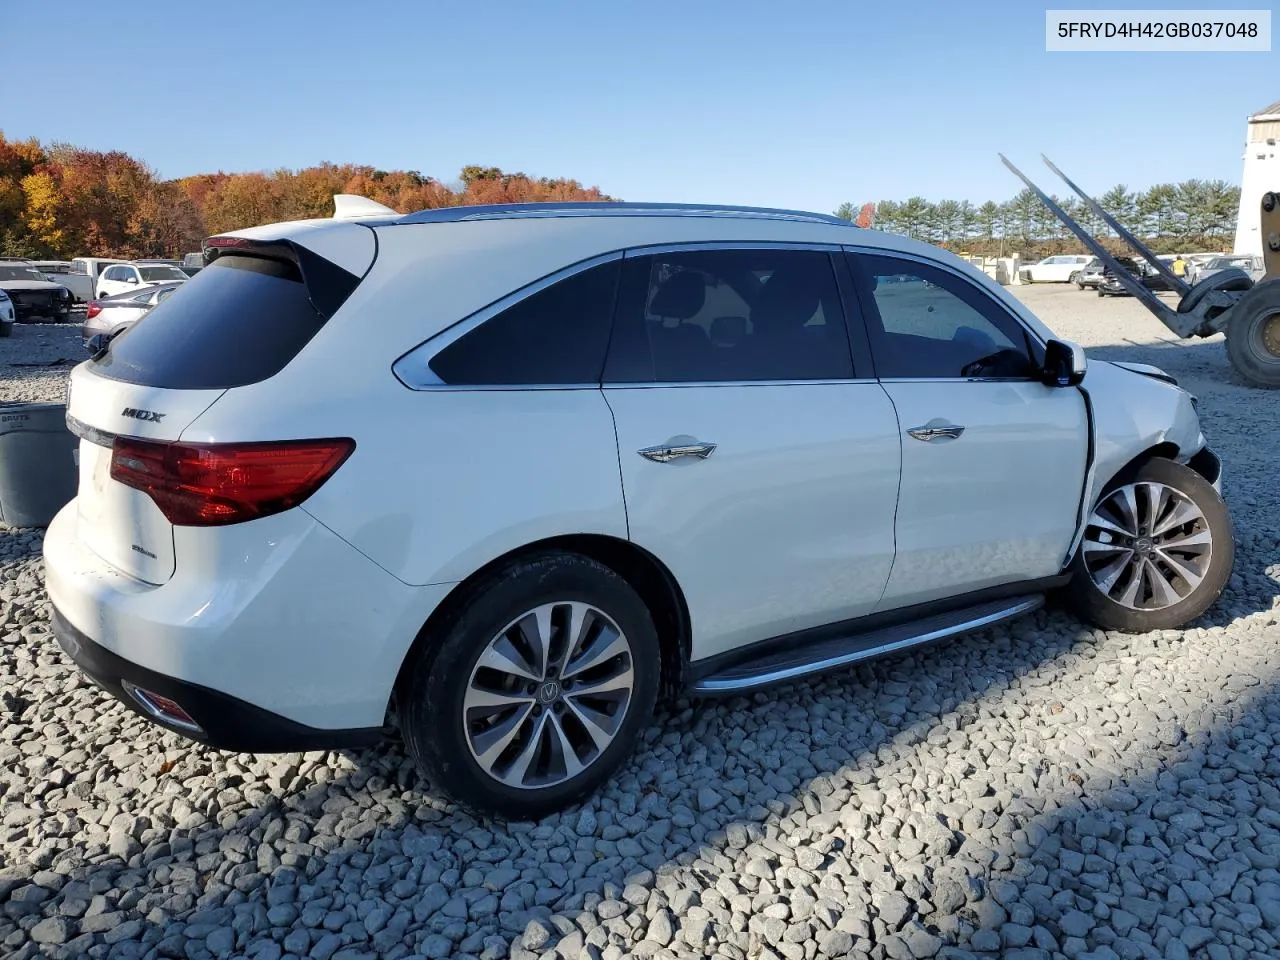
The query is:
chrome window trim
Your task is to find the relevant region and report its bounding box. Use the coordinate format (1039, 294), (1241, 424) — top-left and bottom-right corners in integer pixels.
(396, 201), (855, 227)
(604, 378), (880, 389)
(391, 251), (625, 390)
(840, 243), (1049, 352)
(623, 240), (843, 257)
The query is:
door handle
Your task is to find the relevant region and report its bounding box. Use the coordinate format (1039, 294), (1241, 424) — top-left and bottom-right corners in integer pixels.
(907, 422), (965, 442)
(637, 440), (717, 463)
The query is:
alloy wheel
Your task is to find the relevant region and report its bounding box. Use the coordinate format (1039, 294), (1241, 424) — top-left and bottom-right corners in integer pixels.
(1082, 481), (1213, 610)
(462, 601), (635, 790)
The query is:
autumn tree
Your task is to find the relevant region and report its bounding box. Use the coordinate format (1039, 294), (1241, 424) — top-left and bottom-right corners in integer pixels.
(0, 134), (614, 256)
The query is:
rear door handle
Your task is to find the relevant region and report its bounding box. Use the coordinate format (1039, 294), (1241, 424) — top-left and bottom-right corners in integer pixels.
(638, 440), (717, 463)
(907, 422), (965, 442)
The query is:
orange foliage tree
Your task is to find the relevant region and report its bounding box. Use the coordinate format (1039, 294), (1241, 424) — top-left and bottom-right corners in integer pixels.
(0, 131), (615, 258)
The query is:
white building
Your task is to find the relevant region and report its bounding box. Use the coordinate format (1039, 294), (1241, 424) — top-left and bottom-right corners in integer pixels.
(1234, 98), (1280, 256)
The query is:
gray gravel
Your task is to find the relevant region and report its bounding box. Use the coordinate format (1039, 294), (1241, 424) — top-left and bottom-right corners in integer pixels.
(2, 288), (1279, 960)
(0, 322), (83, 404)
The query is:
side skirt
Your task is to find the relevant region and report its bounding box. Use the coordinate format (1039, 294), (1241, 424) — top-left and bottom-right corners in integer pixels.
(687, 579), (1066, 697)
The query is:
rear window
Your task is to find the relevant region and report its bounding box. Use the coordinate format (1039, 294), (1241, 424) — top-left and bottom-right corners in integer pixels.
(138, 265), (188, 282)
(91, 255), (331, 389)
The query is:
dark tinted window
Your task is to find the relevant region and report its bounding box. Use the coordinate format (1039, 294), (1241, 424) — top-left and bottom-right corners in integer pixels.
(429, 259), (621, 385)
(91, 254), (334, 389)
(606, 248), (854, 383)
(850, 254), (1035, 380)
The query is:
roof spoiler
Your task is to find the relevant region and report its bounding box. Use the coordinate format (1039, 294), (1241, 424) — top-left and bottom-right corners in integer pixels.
(332, 194), (398, 219)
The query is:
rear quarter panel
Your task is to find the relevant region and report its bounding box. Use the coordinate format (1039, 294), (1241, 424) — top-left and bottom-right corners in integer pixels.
(178, 377), (630, 587)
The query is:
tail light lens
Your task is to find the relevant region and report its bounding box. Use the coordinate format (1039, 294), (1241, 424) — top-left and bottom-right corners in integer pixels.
(110, 437), (355, 526)
(85, 302), (102, 319)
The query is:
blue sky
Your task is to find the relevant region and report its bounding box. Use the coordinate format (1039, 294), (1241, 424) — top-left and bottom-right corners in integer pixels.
(3, 0), (1275, 212)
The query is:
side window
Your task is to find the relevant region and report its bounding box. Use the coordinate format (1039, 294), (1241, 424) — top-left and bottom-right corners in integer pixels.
(102, 266), (119, 280)
(850, 253), (1035, 380)
(71, 261), (87, 275)
(428, 259), (621, 385)
(605, 248), (854, 383)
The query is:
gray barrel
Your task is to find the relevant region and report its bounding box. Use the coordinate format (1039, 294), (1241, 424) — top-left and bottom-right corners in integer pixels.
(0, 402), (79, 528)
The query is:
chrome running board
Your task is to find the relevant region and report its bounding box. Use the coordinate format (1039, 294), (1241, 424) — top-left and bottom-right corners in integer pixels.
(690, 595), (1043, 696)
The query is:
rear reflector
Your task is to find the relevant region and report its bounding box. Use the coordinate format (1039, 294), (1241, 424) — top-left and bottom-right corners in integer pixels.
(110, 437), (355, 526)
(123, 681), (202, 732)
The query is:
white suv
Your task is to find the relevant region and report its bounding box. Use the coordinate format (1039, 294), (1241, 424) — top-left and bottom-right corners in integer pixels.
(1019, 254), (1095, 283)
(96, 262), (190, 298)
(44, 201), (1233, 818)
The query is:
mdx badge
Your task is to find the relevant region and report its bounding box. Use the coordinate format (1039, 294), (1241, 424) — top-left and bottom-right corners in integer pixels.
(121, 407), (165, 423)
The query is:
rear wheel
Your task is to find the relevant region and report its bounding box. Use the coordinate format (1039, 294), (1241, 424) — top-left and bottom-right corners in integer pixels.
(398, 552), (661, 819)
(1225, 281), (1280, 388)
(1065, 458), (1233, 632)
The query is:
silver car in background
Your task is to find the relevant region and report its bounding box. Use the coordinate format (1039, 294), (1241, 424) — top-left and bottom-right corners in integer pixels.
(1195, 255), (1265, 285)
(81, 283), (182, 343)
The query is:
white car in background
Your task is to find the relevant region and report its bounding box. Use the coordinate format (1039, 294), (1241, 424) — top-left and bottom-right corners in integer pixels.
(95, 262), (190, 299)
(61, 257), (128, 303)
(45, 200), (1234, 818)
(1020, 254), (1094, 283)
(0, 289), (14, 335)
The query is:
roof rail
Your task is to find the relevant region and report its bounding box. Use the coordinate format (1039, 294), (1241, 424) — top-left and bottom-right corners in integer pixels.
(396, 201), (854, 227)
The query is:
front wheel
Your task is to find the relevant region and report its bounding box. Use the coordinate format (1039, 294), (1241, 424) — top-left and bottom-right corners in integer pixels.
(1224, 281), (1280, 388)
(398, 552), (661, 819)
(1064, 458), (1233, 633)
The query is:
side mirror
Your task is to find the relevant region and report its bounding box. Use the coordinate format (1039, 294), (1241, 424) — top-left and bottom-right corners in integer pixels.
(125, 277), (138, 285)
(1041, 339), (1086, 387)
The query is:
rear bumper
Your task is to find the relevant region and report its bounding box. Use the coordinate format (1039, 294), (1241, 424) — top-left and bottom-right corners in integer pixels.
(52, 606), (387, 752)
(43, 498), (452, 732)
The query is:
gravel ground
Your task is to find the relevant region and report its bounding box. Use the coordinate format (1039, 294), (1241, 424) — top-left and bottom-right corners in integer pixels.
(2, 288), (1279, 960)
(0, 322), (83, 404)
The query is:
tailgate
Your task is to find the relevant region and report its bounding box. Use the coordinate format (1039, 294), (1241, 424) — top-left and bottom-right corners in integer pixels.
(67, 364), (223, 584)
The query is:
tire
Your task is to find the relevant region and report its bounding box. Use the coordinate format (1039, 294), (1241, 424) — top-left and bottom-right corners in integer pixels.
(398, 551), (661, 819)
(1224, 280), (1280, 388)
(1064, 457), (1233, 633)
(1077, 281), (1085, 290)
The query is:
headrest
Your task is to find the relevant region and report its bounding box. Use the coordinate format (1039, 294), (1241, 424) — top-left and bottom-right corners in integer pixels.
(649, 270), (706, 320)
(752, 266), (821, 335)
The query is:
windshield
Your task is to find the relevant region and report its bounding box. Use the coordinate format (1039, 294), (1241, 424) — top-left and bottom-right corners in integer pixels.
(0, 266), (48, 282)
(138, 266), (188, 282)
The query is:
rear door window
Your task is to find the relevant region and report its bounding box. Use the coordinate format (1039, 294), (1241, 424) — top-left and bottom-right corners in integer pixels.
(604, 247), (856, 383)
(91, 254), (338, 389)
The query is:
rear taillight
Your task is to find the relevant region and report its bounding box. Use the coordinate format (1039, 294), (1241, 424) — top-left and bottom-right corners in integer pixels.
(110, 437), (355, 526)
(85, 302), (102, 319)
